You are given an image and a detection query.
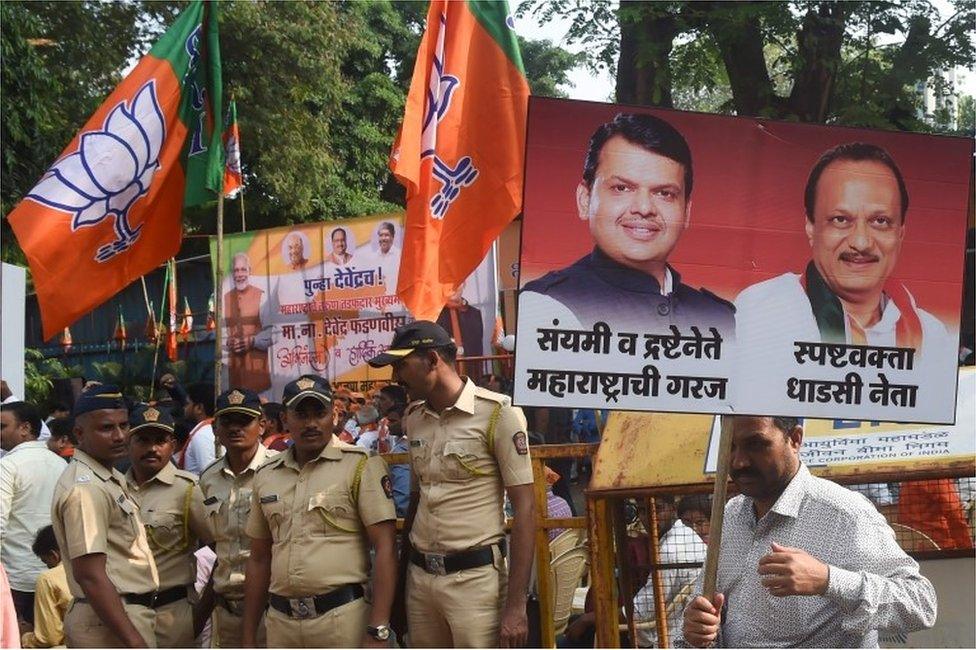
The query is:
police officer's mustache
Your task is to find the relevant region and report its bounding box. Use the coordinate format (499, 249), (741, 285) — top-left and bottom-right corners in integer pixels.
(730, 469), (759, 482)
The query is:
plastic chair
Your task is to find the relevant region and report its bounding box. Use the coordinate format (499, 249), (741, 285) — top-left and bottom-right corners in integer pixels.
(549, 530), (589, 637)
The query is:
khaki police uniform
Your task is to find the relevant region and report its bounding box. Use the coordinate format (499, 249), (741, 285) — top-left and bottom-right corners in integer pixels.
(405, 379), (533, 648)
(246, 437), (395, 647)
(50, 449), (160, 648)
(199, 444), (277, 648)
(125, 462), (211, 647)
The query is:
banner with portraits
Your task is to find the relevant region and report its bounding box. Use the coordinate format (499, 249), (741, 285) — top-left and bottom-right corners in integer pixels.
(515, 97), (972, 424)
(211, 214), (497, 401)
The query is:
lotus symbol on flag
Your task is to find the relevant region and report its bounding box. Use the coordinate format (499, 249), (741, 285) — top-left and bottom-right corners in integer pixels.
(225, 134), (241, 174)
(26, 81), (165, 263)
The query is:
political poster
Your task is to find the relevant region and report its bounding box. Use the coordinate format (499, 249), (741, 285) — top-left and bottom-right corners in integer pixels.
(211, 213), (496, 401)
(515, 97), (971, 424)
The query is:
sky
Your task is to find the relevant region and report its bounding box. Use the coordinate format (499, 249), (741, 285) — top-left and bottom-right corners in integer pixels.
(514, 1), (976, 102)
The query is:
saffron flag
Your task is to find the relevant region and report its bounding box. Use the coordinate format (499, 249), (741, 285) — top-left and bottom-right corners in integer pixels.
(113, 306), (128, 348)
(167, 259), (179, 361)
(206, 292), (216, 331)
(7, 1), (224, 340)
(390, 0), (528, 320)
(144, 300), (159, 344)
(60, 326), (72, 352)
(180, 296), (194, 338)
(223, 100), (243, 198)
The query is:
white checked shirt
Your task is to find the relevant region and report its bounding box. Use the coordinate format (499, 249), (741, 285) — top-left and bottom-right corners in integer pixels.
(676, 464), (936, 648)
(0, 441), (67, 591)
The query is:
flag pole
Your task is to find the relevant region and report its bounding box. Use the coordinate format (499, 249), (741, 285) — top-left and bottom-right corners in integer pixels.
(239, 192), (246, 232)
(702, 416), (734, 599)
(214, 192), (225, 395)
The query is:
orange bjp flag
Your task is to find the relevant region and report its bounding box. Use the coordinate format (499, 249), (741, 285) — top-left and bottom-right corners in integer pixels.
(7, 1), (224, 340)
(391, 0), (529, 321)
(222, 100), (243, 198)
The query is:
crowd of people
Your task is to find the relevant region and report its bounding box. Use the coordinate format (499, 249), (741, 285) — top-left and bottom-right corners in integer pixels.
(0, 319), (971, 649)
(0, 321), (539, 649)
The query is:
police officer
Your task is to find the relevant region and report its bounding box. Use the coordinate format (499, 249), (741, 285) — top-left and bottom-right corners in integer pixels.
(199, 388), (277, 647)
(368, 322), (536, 648)
(125, 405), (212, 647)
(50, 385), (159, 647)
(521, 112), (735, 336)
(242, 375), (397, 648)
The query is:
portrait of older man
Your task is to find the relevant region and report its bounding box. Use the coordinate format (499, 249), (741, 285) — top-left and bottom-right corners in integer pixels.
(282, 232), (309, 272)
(521, 112), (734, 335)
(223, 252), (272, 395)
(735, 142), (952, 357)
(327, 227), (354, 267)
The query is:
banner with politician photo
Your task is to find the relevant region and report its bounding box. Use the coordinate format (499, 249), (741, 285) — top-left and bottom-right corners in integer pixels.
(515, 97), (971, 424)
(211, 213), (497, 402)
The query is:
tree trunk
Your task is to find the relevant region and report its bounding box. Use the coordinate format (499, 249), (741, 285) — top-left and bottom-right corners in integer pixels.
(789, 2), (848, 123)
(702, 1), (779, 117)
(615, 1), (676, 107)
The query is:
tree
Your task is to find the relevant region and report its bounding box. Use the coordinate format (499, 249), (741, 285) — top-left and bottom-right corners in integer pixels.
(520, 0), (975, 131)
(519, 36), (582, 98)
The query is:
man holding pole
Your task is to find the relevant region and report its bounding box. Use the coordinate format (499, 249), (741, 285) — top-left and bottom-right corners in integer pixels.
(680, 416), (937, 648)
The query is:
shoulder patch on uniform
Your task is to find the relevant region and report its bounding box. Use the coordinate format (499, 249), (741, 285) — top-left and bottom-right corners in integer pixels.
(172, 469), (199, 484)
(203, 495), (218, 505)
(698, 288), (736, 313)
(406, 400), (424, 415)
(381, 475), (393, 499)
(474, 389), (508, 404)
(199, 457), (224, 478)
(260, 494), (278, 504)
(256, 455), (285, 473)
(339, 445), (368, 456)
(513, 431), (529, 455)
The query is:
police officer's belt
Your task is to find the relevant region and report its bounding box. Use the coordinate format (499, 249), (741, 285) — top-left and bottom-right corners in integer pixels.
(410, 540), (506, 576)
(215, 593), (245, 616)
(268, 584), (365, 620)
(77, 585), (187, 609)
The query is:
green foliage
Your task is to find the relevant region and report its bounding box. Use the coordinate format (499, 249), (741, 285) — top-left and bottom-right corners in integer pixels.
(523, 0), (975, 132)
(518, 37), (582, 98)
(23, 348), (78, 407)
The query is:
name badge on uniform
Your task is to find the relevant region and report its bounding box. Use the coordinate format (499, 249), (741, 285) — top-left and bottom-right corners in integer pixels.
(76, 475), (91, 483)
(260, 494), (279, 504)
(410, 440), (423, 448)
(203, 496), (218, 506)
(117, 495), (135, 514)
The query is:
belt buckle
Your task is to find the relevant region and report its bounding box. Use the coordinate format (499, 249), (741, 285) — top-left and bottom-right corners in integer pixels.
(149, 591), (158, 607)
(289, 597), (315, 619)
(425, 553), (447, 576)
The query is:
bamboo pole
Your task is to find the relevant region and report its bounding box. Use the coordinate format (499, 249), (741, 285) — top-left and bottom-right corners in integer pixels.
(646, 497), (670, 647)
(702, 416), (734, 599)
(590, 497), (620, 648)
(239, 190), (246, 232)
(613, 501), (637, 648)
(214, 192), (225, 395)
(531, 456), (556, 647)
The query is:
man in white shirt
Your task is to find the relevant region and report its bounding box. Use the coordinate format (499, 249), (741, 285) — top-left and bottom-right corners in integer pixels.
(0, 401), (67, 624)
(634, 495), (709, 647)
(177, 383), (219, 475)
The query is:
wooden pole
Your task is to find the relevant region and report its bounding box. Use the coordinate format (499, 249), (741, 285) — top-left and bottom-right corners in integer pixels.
(612, 502), (636, 648)
(646, 497), (670, 647)
(702, 416), (734, 599)
(239, 190), (246, 232)
(590, 497), (620, 648)
(214, 192), (225, 394)
(531, 456), (556, 648)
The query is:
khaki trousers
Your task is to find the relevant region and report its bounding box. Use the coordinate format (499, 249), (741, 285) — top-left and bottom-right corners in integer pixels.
(153, 597), (193, 648)
(212, 600), (266, 648)
(64, 600), (156, 648)
(406, 560), (507, 648)
(266, 596), (369, 648)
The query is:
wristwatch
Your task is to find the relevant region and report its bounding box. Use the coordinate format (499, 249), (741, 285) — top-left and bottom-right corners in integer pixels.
(367, 624), (391, 641)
